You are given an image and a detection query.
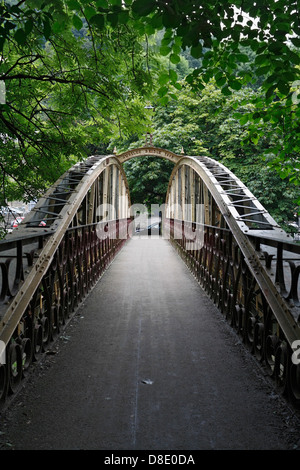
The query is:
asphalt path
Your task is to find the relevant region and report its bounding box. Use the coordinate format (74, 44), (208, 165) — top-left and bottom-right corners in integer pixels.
(0, 236), (300, 451)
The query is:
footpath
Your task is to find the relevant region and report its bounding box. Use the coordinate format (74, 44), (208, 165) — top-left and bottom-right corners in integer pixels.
(0, 237), (299, 451)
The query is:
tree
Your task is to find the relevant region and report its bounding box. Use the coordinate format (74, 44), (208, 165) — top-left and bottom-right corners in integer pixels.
(112, 79), (298, 229)
(1, 0), (299, 206)
(0, 0), (154, 204)
(124, 156), (174, 209)
(79, 0), (300, 189)
(2, 1), (300, 111)
(128, 0), (300, 189)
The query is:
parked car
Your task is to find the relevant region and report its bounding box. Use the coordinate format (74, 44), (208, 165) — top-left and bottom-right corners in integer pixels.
(135, 221), (161, 235)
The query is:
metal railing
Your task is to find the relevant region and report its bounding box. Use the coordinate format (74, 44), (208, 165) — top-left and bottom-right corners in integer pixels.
(0, 218), (131, 406)
(166, 217), (300, 407)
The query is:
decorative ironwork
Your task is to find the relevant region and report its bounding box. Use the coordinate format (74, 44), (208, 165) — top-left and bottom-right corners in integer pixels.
(0, 146), (300, 411)
(0, 155), (131, 408)
(165, 155), (300, 408)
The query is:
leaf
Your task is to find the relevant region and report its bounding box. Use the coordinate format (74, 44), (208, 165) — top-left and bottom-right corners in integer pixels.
(174, 36), (182, 47)
(67, 0), (81, 9)
(221, 85), (232, 96)
(25, 19), (34, 35)
(161, 37), (172, 46)
(145, 23), (155, 35)
(160, 45), (171, 56)
(162, 13), (180, 29)
(216, 76), (226, 87)
(52, 20), (64, 33)
(268, 41), (283, 54)
(173, 82), (182, 90)
(277, 80), (290, 96)
(291, 37), (300, 48)
(191, 44), (202, 59)
(240, 114), (249, 125)
(132, 0), (156, 16)
(149, 12), (163, 29)
(163, 29), (173, 40)
(252, 111), (261, 120)
(72, 14), (83, 30)
(158, 73), (169, 86)
(96, 0), (108, 7)
(4, 20), (15, 32)
(89, 13), (105, 29)
(255, 54), (269, 66)
(14, 29), (26, 45)
(84, 6), (97, 20)
(107, 12), (118, 26)
(255, 66), (269, 76)
(172, 43), (181, 55)
(169, 69), (177, 83)
(282, 71), (297, 82)
(266, 84), (277, 100)
(158, 86), (168, 97)
(251, 133), (259, 145)
(118, 10), (129, 24)
(229, 79), (242, 91)
(265, 73), (277, 85)
(43, 17), (51, 39)
(159, 96), (169, 106)
(170, 53), (180, 64)
(185, 74), (194, 84)
(236, 53), (248, 63)
(288, 50), (300, 65)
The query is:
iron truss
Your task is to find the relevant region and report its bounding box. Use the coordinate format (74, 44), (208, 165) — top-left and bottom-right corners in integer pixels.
(0, 154), (131, 405)
(165, 152), (300, 407)
(0, 146), (300, 409)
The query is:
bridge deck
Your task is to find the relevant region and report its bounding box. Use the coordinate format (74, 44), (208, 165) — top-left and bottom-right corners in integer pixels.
(0, 236), (299, 450)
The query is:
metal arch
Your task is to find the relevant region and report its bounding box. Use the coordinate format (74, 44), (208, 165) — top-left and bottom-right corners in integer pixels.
(165, 155), (300, 348)
(7, 155), (131, 237)
(0, 144), (300, 408)
(166, 155), (291, 240)
(116, 146), (182, 164)
(0, 154), (131, 347)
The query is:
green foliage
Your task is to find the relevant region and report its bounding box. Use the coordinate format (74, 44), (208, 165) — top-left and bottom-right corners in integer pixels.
(0, 0), (299, 223)
(124, 156), (174, 209)
(0, 0), (154, 203)
(102, 0), (300, 189)
(113, 80), (298, 228)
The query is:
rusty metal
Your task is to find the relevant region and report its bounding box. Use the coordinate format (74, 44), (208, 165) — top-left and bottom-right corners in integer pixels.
(164, 154), (300, 407)
(0, 146), (300, 410)
(0, 154), (131, 407)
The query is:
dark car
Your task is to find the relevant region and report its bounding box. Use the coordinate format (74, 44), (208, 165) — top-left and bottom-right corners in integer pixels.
(135, 221), (161, 235)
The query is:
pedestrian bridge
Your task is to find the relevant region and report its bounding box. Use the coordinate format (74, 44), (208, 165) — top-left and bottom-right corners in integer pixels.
(0, 145), (300, 411)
